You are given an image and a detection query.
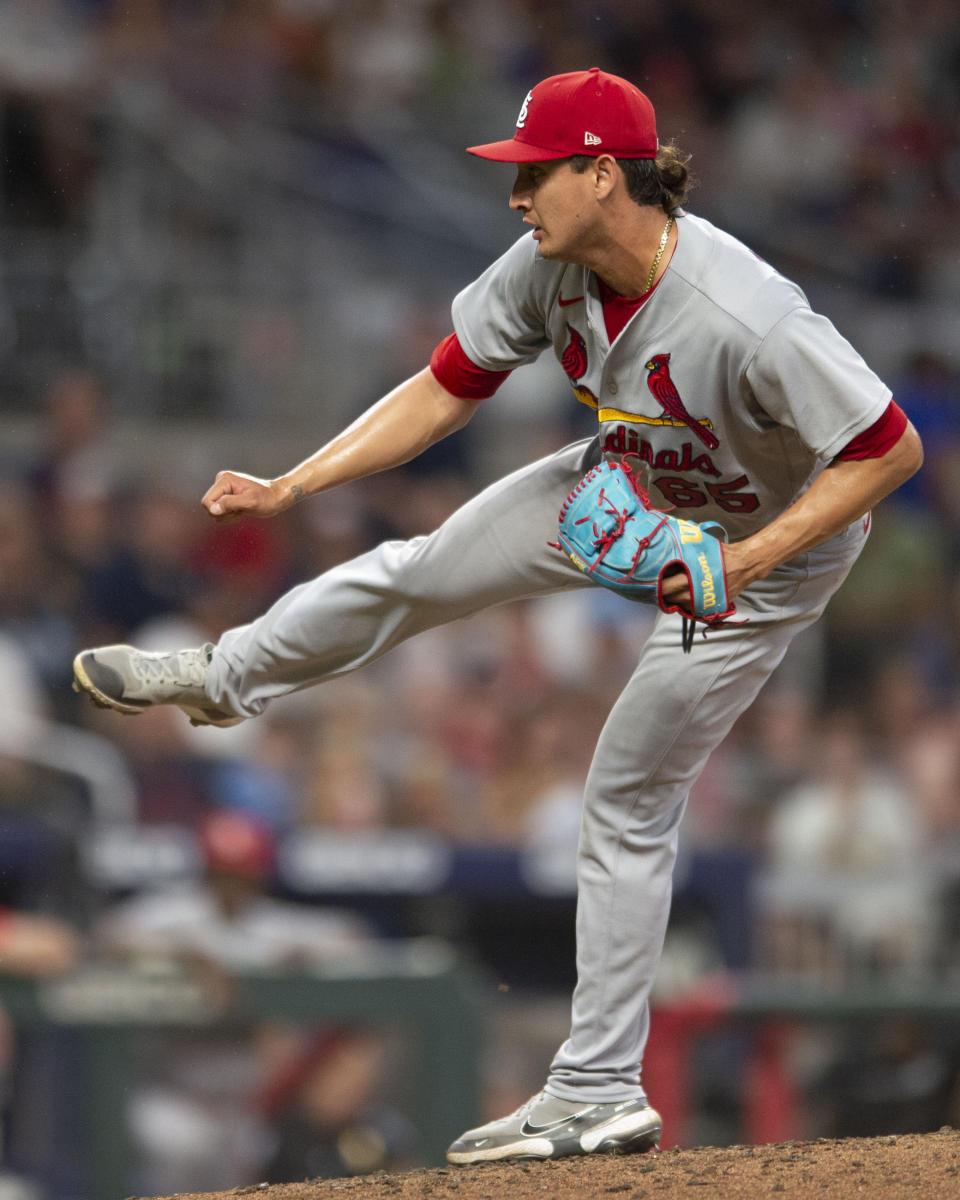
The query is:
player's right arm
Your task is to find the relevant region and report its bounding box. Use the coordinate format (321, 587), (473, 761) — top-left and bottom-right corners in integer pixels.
(202, 367), (478, 521)
(204, 234), (546, 522)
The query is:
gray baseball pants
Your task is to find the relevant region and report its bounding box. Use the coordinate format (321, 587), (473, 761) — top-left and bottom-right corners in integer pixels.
(207, 438), (866, 1103)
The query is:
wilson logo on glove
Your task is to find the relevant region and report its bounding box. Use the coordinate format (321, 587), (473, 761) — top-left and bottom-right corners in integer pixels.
(554, 460), (742, 652)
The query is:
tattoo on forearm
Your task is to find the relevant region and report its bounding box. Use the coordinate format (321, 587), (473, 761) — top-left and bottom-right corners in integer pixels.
(290, 484), (304, 503)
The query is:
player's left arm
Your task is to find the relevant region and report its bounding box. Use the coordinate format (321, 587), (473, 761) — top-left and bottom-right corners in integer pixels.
(720, 416), (923, 599)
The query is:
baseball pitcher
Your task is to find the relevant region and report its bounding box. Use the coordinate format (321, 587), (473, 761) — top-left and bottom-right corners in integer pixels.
(74, 69), (922, 1164)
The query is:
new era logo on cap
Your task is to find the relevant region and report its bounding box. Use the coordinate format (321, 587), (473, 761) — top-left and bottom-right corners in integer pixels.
(467, 67), (658, 163)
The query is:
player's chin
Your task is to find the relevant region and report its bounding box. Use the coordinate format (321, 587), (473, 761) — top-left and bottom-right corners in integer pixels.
(534, 231), (576, 263)
(533, 231), (559, 259)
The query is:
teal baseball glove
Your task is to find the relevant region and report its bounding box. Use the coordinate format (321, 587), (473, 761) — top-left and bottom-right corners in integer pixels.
(555, 460), (739, 652)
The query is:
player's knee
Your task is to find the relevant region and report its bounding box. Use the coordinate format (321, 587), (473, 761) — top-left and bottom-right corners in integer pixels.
(582, 777), (688, 841)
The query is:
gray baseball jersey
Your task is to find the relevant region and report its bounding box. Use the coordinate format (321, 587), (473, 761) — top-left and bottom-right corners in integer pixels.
(209, 211), (884, 1108)
(452, 212), (890, 542)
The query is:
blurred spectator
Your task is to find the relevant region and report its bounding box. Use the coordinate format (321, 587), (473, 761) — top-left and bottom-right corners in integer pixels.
(87, 700), (214, 827)
(191, 512), (294, 627)
(494, 691), (603, 853)
(0, 906), (85, 1200)
(301, 678), (392, 831)
(99, 0), (284, 121)
(895, 352), (960, 529)
(261, 1024), (417, 1181)
(98, 809), (371, 970)
(81, 485), (205, 635)
(0, 632), (90, 1198)
(0, 0), (100, 226)
(0, 635), (92, 921)
(0, 633), (50, 763)
(0, 907), (81, 978)
(720, 63), (859, 242)
(95, 809), (385, 1194)
(821, 503), (948, 703)
(759, 711), (935, 979)
(0, 481), (77, 703)
(29, 368), (114, 518)
(728, 686), (817, 850)
(207, 707), (306, 834)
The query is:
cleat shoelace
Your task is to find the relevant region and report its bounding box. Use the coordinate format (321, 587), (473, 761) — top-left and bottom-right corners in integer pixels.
(130, 650), (207, 689)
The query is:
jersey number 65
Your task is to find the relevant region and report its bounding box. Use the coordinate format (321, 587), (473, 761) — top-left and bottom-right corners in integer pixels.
(654, 474), (759, 513)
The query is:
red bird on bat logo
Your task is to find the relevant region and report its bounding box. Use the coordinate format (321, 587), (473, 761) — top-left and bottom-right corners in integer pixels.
(644, 353), (719, 450)
(561, 324), (588, 382)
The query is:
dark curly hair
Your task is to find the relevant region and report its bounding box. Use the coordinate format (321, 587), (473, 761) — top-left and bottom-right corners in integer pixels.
(569, 143), (693, 214)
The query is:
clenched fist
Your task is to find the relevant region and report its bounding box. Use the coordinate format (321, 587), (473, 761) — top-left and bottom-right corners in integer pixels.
(202, 471), (300, 521)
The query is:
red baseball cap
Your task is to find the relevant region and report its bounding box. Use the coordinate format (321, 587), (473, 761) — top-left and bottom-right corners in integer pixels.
(467, 68), (658, 163)
(199, 811), (275, 878)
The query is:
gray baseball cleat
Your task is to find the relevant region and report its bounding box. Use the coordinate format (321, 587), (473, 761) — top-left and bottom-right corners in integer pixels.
(446, 1090), (661, 1165)
(72, 643), (244, 728)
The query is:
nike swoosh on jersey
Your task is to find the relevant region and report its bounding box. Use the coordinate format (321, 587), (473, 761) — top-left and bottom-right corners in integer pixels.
(558, 294), (584, 307)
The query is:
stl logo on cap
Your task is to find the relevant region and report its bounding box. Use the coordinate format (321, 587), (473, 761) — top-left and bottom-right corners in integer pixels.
(467, 68), (658, 163)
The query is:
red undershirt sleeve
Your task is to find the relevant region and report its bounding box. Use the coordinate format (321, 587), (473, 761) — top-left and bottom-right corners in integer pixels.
(835, 400), (908, 460)
(429, 333), (512, 401)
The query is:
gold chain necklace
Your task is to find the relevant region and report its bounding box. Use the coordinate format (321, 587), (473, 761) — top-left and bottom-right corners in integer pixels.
(644, 215), (674, 293)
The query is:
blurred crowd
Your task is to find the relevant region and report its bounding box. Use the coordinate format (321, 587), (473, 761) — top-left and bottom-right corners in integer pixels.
(0, 0), (958, 421)
(2, 0), (959, 295)
(0, 0), (959, 1196)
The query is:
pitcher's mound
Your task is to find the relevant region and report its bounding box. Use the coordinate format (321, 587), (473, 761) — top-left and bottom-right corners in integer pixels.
(155, 1126), (960, 1200)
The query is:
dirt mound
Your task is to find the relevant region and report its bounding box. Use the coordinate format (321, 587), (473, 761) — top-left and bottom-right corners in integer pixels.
(155, 1126), (960, 1200)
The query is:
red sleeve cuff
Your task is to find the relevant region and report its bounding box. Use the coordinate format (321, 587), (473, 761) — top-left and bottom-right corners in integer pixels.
(430, 333), (511, 401)
(835, 401), (909, 460)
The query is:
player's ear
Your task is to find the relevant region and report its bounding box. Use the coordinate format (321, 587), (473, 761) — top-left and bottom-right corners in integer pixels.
(592, 155), (618, 199)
